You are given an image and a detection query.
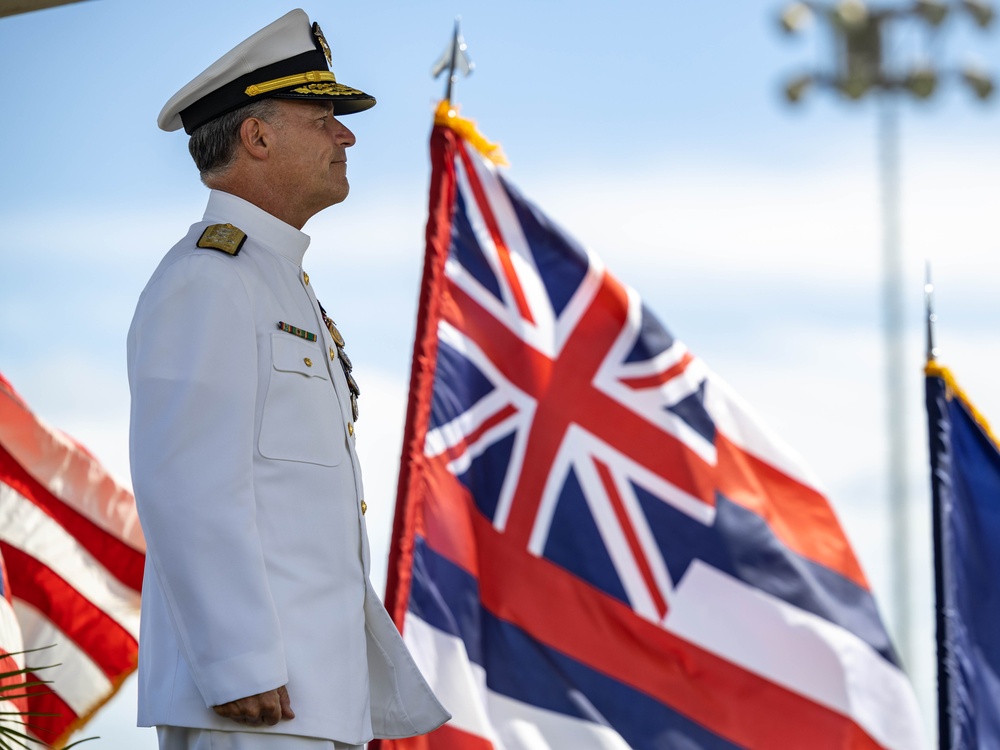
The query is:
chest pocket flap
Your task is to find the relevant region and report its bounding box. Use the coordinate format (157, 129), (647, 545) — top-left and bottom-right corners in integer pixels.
(259, 333), (344, 466)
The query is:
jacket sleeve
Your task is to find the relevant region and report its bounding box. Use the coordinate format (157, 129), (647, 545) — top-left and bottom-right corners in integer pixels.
(128, 252), (287, 707)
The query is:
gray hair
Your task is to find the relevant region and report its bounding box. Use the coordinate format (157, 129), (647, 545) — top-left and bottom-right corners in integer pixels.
(188, 99), (281, 183)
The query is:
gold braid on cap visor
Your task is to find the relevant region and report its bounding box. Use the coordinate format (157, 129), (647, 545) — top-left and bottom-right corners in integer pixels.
(245, 70), (336, 97)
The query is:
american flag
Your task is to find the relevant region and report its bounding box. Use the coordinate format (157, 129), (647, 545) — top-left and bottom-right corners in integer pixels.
(377, 104), (924, 750)
(0, 372), (143, 747)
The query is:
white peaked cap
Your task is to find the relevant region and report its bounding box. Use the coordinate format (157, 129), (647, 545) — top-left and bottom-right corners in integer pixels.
(158, 8), (375, 134)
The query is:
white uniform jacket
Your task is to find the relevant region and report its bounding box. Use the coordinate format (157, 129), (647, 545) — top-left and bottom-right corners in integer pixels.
(127, 190), (449, 744)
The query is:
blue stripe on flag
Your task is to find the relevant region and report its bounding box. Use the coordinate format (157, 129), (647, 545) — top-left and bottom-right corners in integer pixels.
(632, 484), (899, 666)
(410, 535), (485, 665)
(409, 536), (742, 750)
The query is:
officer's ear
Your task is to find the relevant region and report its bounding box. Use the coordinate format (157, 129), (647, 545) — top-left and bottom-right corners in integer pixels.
(239, 116), (274, 161)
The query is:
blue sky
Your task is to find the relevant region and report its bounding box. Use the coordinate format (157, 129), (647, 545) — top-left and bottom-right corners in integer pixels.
(3, 1), (1000, 746)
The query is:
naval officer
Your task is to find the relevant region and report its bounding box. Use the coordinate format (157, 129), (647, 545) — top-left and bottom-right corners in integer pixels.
(127, 9), (449, 750)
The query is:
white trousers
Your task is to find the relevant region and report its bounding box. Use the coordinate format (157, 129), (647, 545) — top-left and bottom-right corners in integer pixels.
(156, 726), (363, 750)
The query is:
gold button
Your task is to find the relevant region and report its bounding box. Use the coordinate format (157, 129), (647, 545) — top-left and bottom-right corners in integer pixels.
(303, 272), (310, 285)
(360, 500), (367, 515)
(347, 421), (354, 436)
(329, 346), (336, 361)
(303, 357), (312, 367)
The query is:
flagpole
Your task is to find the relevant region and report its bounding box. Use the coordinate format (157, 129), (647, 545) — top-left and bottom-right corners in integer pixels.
(925, 266), (951, 750)
(380, 23), (478, 709)
(925, 262), (938, 364)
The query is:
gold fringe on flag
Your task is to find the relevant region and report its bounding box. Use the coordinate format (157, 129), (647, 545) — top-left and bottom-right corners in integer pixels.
(434, 100), (509, 166)
(926, 360), (1000, 448)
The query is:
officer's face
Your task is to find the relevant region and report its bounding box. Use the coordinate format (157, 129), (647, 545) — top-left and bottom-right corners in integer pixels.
(269, 100), (356, 215)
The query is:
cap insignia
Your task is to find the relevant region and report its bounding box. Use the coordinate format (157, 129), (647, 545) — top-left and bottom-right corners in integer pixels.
(291, 83), (363, 96)
(197, 223), (247, 255)
(312, 22), (332, 66)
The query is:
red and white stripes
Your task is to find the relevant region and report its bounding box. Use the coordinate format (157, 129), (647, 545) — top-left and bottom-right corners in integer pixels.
(0, 373), (143, 747)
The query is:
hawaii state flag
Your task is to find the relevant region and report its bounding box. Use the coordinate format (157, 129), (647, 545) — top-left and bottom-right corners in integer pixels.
(0, 373), (143, 747)
(378, 102), (924, 750)
(927, 361), (1000, 750)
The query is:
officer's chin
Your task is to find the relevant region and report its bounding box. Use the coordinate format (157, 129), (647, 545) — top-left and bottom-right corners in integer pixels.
(327, 182), (350, 208)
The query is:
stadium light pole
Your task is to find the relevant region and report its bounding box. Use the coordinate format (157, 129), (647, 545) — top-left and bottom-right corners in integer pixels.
(777, 0), (994, 669)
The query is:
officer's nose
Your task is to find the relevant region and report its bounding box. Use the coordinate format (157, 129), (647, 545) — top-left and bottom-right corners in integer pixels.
(333, 117), (356, 148)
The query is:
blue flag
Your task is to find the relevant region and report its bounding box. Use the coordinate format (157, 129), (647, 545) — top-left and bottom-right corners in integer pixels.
(927, 362), (1000, 750)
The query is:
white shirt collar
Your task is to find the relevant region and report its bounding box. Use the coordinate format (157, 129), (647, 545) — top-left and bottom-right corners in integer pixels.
(203, 190), (311, 266)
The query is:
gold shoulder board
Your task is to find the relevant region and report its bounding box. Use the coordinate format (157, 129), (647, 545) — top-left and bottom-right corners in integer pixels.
(197, 224), (247, 256)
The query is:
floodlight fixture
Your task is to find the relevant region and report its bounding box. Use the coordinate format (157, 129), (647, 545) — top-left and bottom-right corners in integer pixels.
(904, 65), (939, 97)
(837, 73), (875, 98)
(962, 65), (995, 98)
(781, 2), (815, 32)
(961, 0), (996, 26)
(834, 0), (871, 29)
(914, 0), (950, 25)
(784, 73), (815, 101)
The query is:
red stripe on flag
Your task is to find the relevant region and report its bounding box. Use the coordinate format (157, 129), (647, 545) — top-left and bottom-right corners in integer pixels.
(418, 457), (481, 579)
(455, 142), (535, 326)
(593, 457), (668, 619)
(0, 446), (144, 592)
(619, 350), (695, 390)
(20, 673), (75, 746)
(715, 434), (868, 589)
(372, 723), (496, 750)
(419, 466), (883, 750)
(1, 543), (138, 679)
(434, 405), (519, 464)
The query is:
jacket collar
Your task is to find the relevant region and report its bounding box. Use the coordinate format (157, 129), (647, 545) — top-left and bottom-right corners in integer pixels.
(203, 190), (311, 266)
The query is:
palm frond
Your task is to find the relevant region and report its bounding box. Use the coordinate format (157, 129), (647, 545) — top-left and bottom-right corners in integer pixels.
(0, 645), (96, 748)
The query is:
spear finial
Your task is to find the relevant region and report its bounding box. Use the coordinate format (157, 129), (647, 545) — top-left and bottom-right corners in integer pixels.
(925, 260), (939, 362)
(431, 17), (474, 103)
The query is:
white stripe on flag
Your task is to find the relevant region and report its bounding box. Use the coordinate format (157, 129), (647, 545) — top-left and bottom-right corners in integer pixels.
(404, 612), (632, 750)
(487, 690), (630, 750)
(403, 611), (502, 745)
(0, 484), (141, 637)
(704, 375), (827, 493)
(0, 390), (145, 553)
(13, 600), (113, 716)
(665, 560), (925, 750)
